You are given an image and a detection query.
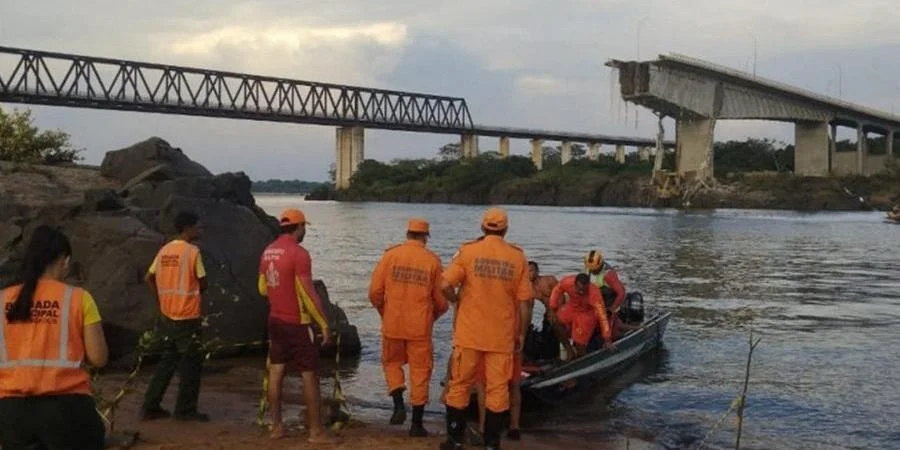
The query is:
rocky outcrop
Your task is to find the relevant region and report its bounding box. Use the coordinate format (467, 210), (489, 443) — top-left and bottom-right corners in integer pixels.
(0, 139), (360, 364)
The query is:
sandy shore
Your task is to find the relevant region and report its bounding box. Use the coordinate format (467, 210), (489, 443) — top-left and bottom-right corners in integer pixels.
(96, 360), (654, 450)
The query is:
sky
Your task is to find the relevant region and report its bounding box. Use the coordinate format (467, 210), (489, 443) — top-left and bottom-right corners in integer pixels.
(2, 0), (900, 181)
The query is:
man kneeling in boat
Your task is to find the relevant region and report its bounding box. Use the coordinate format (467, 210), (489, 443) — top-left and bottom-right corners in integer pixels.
(548, 273), (615, 359)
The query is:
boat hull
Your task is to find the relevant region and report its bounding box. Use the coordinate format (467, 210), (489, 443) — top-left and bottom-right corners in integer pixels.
(519, 312), (672, 406)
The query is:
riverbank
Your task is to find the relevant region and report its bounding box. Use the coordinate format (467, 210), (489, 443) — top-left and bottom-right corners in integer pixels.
(307, 170), (900, 211)
(97, 358), (652, 449)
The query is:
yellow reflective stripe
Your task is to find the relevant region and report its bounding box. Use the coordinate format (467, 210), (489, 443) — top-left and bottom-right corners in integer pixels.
(0, 359), (82, 369)
(57, 286), (73, 364)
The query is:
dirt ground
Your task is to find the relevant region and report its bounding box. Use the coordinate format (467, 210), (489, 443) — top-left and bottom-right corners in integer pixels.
(97, 363), (654, 450)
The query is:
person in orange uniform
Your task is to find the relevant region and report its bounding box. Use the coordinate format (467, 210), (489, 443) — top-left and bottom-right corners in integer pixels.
(0, 225), (109, 449)
(141, 211), (209, 422)
(258, 208), (338, 444)
(369, 218), (449, 437)
(549, 273), (614, 358)
(584, 250), (626, 337)
(441, 207), (533, 450)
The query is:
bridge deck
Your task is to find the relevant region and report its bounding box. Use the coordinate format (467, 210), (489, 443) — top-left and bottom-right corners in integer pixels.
(0, 46), (671, 148)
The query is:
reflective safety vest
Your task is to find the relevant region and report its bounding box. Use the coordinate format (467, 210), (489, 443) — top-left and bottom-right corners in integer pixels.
(0, 281), (90, 397)
(591, 267), (609, 289)
(154, 240), (202, 320)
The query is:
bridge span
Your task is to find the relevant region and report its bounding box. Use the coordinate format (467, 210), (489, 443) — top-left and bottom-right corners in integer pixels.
(0, 46), (672, 188)
(608, 54), (900, 178)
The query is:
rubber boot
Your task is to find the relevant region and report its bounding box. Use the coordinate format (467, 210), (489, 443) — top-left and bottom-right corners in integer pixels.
(483, 410), (504, 450)
(440, 406), (465, 450)
(409, 405), (427, 437)
(389, 388), (406, 425)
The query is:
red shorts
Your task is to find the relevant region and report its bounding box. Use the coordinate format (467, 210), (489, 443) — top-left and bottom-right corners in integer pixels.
(557, 305), (597, 346)
(267, 318), (318, 373)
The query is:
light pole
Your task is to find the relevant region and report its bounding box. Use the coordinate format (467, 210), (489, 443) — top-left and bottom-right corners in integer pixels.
(833, 63), (842, 98)
(636, 16), (649, 60)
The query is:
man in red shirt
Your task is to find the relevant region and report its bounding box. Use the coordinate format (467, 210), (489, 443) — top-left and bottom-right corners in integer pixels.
(258, 208), (338, 444)
(549, 273), (614, 358)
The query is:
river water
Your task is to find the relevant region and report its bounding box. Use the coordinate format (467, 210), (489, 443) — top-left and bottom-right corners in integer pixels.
(254, 196), (900, 450)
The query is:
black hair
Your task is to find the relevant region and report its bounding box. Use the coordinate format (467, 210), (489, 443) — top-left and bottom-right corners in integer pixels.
(280, 223), (300, 234)
(575, 273), (590, 285)
(7, 225), (72, 323)
(528, 261), (539, 271)
(174, 211), (199, 233)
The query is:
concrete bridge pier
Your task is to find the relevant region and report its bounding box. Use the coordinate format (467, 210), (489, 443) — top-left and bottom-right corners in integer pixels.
(794, 121), (830, 176)
(588, 143), (601, 160)
(561, 141), (573, 165)
(335, 126), (364, 190)
(499, 136), (510, 158)
(615, 145), (625, 164)
(888, 131), (895, 157)
(531, 138), (544, 170)
(857, 125), (866, 175)
(639, 146), (651, 161)
(461, 134), (479, 158)
(675, 118), (716, 178)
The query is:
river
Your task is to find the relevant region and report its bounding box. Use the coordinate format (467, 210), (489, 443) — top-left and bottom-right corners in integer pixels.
(254, 195), (900, 450)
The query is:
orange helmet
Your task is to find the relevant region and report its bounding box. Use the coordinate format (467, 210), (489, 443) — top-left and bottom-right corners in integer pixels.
(584, 250), (604, 272)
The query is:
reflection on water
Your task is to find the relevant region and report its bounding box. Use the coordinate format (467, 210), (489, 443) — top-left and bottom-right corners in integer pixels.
(254, 197), (900, 450)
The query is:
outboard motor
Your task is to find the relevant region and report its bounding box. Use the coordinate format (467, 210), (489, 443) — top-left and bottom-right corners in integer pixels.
(619, 292), (645, 325)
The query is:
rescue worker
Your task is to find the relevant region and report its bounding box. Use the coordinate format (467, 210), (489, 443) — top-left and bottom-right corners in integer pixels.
(548, 273), (614, 358)
(441, 207), (533, 450)
(584, 250), (626, 336)
(258, 208), (339, 444)
(369, 218), (449, 437)
(141, 211), (209, 422)
(0, 225), (109, 449)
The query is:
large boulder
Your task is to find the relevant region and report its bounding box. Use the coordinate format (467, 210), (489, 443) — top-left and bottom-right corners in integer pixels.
(1, 141), (361, 364)
(100, 137), (212, 184)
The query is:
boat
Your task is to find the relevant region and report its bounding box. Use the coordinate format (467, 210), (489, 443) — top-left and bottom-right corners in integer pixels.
(518, 310), (672, 407)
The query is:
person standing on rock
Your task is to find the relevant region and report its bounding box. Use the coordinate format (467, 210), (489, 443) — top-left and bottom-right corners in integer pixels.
(368, 218), (449, 437)
(440, 207), (533, 450)
(257, 208), (339, 444)
(141, 211), (210, 422)
(0, 225), (109, 449)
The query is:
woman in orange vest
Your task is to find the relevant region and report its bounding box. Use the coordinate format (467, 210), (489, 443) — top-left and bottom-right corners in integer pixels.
(0, 225), (109, 449)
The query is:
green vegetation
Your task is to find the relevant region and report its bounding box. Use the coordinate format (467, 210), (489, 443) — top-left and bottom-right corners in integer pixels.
(251, 179), (330, 194)
(0, 106), (83, 164)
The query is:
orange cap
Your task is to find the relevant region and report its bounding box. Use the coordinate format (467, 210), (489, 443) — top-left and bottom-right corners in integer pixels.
(481, 207), (508, 231)
(407, 218), (430, 234)
(279, 208), (309, 226)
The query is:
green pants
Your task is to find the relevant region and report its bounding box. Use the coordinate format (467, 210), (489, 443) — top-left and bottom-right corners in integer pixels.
(142, 317), (203, 415)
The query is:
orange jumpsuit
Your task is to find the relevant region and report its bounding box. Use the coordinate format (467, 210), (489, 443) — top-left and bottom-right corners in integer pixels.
(443, 236), (533, 413)
(369, 239), (448, 407)
(549, 275), (612, 346)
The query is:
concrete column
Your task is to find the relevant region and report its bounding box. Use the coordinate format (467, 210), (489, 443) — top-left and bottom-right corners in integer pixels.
(561, 141), (573, 165)
(888, 130), (894, 158)
(615, 145), (625, 164)
(675, 118), (716, 178)
(461, 134), (479, 158)
(856, 125), (866, 175)
(498, 136), (510, 158)
(588, 143), (601, 160)
(639, 146), (651, 161)
(531, 138), (544, 170)
(335, 126), (365, 190)
(794, 121), (829, 176)
(829, 123), (837, 174)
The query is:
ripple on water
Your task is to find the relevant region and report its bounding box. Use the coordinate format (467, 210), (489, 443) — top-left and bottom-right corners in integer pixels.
(254, 196), (900, 449)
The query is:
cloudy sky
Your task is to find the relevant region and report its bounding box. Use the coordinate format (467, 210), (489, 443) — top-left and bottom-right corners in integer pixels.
(2, 0), (900, 181)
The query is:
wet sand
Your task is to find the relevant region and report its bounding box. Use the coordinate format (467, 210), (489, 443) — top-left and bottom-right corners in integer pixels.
(97, 360), (653, 450)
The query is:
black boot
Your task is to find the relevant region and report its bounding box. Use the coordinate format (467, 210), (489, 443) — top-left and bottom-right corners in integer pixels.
(409, 405), (427, 437)
(389, 388), (406, 425)
(440, 406), (465, 450)
(483, 410), (505, 450)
